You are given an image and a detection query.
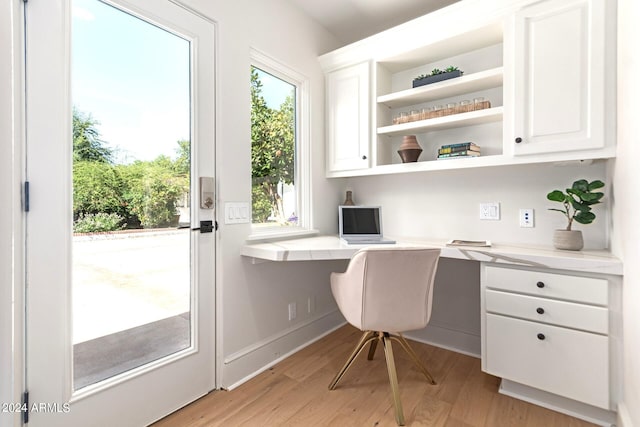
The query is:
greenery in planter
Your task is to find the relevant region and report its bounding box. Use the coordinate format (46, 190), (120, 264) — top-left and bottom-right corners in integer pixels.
(414, 66), (463, 81)
(547, 179), (604, 230)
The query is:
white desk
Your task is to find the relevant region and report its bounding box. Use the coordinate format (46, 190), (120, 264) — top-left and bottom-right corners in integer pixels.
(241, 236), (623, 425)
(241, 235), (622, 275)
(242, 235), (622, 425)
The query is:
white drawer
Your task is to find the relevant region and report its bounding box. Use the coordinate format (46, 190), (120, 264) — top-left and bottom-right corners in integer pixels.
(485, 266), (608, 305)
(485, 313), (610, 409)
(485, 289), (609, 334)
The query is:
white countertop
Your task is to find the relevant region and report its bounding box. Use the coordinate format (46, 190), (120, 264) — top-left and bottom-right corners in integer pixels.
(241, 235), (623, 276)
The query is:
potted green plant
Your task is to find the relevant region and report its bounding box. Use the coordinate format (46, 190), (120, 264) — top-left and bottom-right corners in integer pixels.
(412, 66), (463, 88)
(546, 179), (604, 250)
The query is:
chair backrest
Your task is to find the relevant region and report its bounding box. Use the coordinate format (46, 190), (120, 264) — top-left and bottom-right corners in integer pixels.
(331, 247), (441, 333)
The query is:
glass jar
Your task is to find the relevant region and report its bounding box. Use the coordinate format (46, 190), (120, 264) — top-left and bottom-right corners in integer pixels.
(421, 107), (432, 120)
(432, 105), (444, 118)
(444, 102), (457, 116)
(410, 110), (421, 122)
(458, 99), (472, 113)
(473, 97), (490, 110)
(399, 111), (409, 123)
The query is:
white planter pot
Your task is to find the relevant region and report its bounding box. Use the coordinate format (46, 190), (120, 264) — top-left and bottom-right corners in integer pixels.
(553, 230), (584, 251)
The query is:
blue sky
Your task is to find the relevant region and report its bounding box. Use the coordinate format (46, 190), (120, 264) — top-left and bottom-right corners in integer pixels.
(73, 0), (292, 164)
(72, 0), (191, 163)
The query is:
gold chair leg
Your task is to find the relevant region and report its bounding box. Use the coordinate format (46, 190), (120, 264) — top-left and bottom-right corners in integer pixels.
(382, 333), (405, 426)
(367, 338), (378, 360)
(391, 333), (436, 385)
(329, 331), (378, 390)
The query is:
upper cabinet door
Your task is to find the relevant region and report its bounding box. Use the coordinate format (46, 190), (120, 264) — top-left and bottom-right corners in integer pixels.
(326, 62), (371, 173)
(512, 0), (607, 155)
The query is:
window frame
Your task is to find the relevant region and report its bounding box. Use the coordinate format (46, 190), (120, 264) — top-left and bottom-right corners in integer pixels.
(248, 49), (314, 240)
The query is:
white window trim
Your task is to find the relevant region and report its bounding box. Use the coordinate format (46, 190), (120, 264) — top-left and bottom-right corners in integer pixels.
(248, 48), (313, 240)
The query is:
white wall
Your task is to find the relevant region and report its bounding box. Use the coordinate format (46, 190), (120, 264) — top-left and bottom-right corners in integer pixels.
(177, 0), (347, 387)
(344, 162), (609, 249)
(614, 0), (640, 425)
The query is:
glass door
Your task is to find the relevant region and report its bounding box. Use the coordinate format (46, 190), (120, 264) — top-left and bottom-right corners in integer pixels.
(25, 0), (216, 425)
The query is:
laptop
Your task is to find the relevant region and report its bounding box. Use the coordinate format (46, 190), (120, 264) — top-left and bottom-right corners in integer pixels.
(338, 205), (396, 245)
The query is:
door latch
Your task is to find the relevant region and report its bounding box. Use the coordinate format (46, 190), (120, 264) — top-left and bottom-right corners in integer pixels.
(199, 220), (214, 233)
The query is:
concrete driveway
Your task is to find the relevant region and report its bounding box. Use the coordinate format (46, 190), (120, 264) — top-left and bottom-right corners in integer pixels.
(72, 229), (190, 343)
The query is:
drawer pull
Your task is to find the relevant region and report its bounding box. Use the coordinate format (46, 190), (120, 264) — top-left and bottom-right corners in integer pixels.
(536, 307), (545, 314)
(536, 281), (545, 288)
(537, 333), (546, 340)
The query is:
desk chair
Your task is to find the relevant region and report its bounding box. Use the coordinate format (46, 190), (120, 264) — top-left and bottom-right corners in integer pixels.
(328, 247), (441, 426)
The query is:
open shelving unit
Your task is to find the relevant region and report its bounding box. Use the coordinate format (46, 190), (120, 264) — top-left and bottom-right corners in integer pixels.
(377, 67), (504, 108)
(377, 106), (504, 136)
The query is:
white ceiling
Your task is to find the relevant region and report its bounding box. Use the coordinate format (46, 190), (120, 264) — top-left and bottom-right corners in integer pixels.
(286, 0), (460, 45)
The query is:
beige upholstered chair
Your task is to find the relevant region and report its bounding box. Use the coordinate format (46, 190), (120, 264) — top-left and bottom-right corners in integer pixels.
(328, 247), (441, 426)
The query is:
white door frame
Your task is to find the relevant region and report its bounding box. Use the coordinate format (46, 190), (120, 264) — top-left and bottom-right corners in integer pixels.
(1, 1), (26, 426)
(23, 0), (217, 425)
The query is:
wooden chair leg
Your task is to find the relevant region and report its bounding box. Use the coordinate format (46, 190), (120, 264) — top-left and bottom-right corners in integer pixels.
(382, 332), (405, 426)
(392, 334), (436, 385)
(328, 331), (377, 390)
(367, 338), (378, 360)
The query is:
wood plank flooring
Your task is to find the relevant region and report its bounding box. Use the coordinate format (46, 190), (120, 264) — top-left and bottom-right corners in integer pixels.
(152, 325), (596, 426)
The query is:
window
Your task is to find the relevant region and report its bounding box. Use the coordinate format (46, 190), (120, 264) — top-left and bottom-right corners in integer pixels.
(250, 50), (310, 237)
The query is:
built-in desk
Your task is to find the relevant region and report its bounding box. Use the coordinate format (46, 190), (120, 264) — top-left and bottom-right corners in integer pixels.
(242, 236), (622, 425)
(241, 235), (622, 275)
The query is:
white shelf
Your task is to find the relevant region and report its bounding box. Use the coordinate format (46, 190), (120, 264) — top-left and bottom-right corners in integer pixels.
(325, 147), (616, 178)
(377, 67), (504, 109)
(377, 106), (503, 136)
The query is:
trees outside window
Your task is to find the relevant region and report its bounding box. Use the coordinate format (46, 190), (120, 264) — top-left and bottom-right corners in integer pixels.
(250, 66), (297, 226)
(72, 107), (190, 231)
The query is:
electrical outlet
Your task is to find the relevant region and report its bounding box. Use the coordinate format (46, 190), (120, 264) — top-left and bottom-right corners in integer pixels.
(519, 208), (534, 228)
(479, 202), (500, 220)
(288, 302), (297, 321)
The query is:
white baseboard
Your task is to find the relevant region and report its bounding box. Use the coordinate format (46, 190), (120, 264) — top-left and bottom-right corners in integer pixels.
(222, 310), (345, 390)
(404, 323), (481, 358)
(499, 379), (616, 426)
(617, 401), (634, 427)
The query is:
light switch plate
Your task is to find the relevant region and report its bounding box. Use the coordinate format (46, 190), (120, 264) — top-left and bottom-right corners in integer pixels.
(479, 202), (500, 220)
(225, 202), (250, 224)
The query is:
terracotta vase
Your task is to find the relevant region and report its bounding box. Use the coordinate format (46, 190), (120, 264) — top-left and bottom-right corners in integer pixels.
(553, 230), (584, 251)
(343, 191), (355, 206)
(398, 135), (423, 163)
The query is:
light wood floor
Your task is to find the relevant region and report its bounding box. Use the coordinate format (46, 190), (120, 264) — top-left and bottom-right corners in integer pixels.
(152, 325), (596, 426)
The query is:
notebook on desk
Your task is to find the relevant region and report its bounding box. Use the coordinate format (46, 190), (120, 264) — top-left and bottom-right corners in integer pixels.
(339, 205), (396, 245)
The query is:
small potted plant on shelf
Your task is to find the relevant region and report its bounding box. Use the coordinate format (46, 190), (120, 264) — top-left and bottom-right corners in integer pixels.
(413, 66), (464, 88)
(546, 179), (604, 250)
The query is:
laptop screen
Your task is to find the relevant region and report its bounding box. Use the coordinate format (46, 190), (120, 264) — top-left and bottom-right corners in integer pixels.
(339, 206), (382, 238)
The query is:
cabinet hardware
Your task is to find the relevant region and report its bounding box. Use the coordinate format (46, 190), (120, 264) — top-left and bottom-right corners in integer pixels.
(537, 333), (545, 340)
(536, 281), (545, 288)
(362, 155), (367, 160)
(515, 137), (522, 143)
(536, 307), (545, 314)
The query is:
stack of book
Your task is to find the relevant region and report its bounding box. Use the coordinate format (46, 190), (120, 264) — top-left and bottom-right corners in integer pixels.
(437, 142), (480, 159)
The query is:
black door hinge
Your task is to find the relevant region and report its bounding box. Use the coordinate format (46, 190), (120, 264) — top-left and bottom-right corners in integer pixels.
(22, 390), (29, 424)
(23, 181), (30, 212)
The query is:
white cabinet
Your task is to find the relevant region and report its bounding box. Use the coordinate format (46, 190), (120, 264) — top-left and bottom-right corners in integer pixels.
(481, 264), (613, 410)
(320, 0), (616, 178)
(511, 0), (608, 155)
(326, 62), (371, 173)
